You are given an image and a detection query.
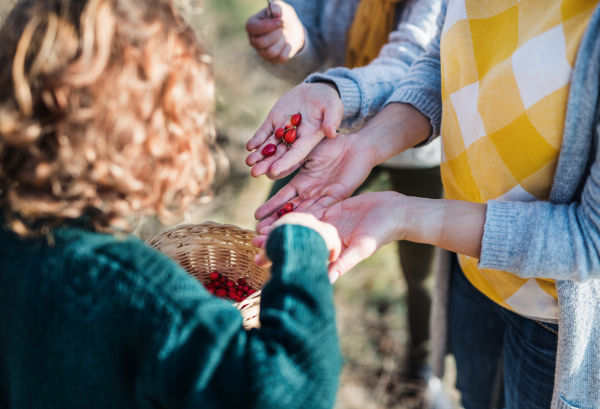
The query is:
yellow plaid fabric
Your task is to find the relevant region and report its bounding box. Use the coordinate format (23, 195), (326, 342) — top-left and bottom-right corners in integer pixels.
(439, 0), (598, 321)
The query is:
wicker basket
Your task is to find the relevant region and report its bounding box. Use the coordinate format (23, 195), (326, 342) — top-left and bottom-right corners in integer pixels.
(145, 222), (271, 330)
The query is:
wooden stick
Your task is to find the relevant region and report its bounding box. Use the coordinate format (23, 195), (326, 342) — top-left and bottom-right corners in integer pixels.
(266, 0), (273, 18)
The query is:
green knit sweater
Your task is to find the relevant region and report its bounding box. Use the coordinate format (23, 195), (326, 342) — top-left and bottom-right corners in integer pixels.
(0, 222), (341, 409)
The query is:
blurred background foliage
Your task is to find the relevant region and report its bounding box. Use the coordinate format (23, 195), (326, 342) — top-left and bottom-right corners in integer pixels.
(0, 0), (460, 406)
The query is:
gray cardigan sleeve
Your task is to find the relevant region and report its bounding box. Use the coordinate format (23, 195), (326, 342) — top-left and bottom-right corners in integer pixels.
(255, 0), (327, 84)
(304, 0), (442, 132)
(479, 157), (600, 282)
(382, 0), (447, 138)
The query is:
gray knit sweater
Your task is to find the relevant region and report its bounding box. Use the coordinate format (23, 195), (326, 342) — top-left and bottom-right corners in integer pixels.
(257, 0), (442, 169)
(390, 1), (600, 407)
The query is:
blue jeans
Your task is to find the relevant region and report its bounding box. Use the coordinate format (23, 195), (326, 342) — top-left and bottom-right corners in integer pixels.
(448, 257), (558, 409)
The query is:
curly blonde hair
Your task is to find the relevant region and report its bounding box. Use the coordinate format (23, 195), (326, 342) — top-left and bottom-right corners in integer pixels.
(0, 0), (223, 235)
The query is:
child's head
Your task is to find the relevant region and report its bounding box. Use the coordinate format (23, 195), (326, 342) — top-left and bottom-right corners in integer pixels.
(0, 0), (220, 235)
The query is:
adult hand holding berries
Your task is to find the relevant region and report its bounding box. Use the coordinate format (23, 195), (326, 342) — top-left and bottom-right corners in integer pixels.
(254, 132), (375, 234)
(254, 213), (342, 273)
(245, 1), (305, 64)
(246, 82), (343, 178)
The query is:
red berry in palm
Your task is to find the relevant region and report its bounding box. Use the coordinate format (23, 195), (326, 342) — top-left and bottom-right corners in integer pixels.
(283, 203), (293, 213)
(275, 128), (285, 139)
(226, 280), (235, 288)
(284, 128), (297, 144)
(262, 143), (277, 156)
(277, 208), (287, 218)
(284, 123), (294, 131)
(247, 289), (257, 296)
(209, 272), (219, 281)
(216, 288), (227, 297)
(290, 113), (302, 127)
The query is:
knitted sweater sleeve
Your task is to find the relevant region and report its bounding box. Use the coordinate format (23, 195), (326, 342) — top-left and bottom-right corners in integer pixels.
(478, 5), (600, 282)
(382, 0), (447, 139)
(255, 0), (328, 84)
(145, 225), (341, 409)
(304, 0), (442, 132)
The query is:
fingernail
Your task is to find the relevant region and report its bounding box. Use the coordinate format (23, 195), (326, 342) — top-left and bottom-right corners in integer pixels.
(329, 271), (340, 284)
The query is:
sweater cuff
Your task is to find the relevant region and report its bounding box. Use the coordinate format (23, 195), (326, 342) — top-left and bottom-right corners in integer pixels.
(383, 87), (442, 145)
(305, 73), (361, 120)
(478, 201), (517, 271)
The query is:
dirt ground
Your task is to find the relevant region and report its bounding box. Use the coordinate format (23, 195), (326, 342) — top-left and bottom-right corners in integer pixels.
(0, 0), (463, 407)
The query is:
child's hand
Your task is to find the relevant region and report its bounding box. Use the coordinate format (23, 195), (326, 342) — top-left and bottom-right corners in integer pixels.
(245, 1), (305, 64)
(255, 213), (341, 282)
(246, 82), (343, 178)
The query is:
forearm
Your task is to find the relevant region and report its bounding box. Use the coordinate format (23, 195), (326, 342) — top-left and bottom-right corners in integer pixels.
(357, 103), (432, 165)
(404, 196), (487, 258)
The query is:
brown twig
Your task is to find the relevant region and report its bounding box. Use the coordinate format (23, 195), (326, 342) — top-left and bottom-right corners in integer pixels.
(266, 0), (273, 18)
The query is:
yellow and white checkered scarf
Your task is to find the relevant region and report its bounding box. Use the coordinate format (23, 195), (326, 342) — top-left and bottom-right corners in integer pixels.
(440, 0), (598, 321)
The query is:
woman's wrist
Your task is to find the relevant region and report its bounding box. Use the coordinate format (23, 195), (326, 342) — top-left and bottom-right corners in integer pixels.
(354, 103), (432, 166)
(404, 197), (487, 258)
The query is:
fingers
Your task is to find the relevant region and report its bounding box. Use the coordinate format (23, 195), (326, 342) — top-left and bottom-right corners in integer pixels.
(249, 27), (283, 51)
(269, 130), (323, 177)
(255, 183), (298, 220)
(257, 35), (287, 63)
(322, 99), (344, 139)
(328, 236), (378, 283)
(267, 162), (301, 180)
(245, 11), (282, 37)
(249, 144), (288, 178)
(272, 212), (342, 263)
(254, 250), (272, 268)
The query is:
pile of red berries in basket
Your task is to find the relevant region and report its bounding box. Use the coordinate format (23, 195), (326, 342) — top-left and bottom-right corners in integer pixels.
(261, 112), (302, 156)
(204, 272), (257, 302)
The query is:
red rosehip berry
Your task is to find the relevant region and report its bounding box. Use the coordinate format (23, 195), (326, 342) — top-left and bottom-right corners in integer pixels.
(283, 203), (294, 213)
(284, 123), (294, 131)
(219, 276), (227, 284)
(243, 285), (250, 292)
(240, 295), (247, 301)
(205, 283), (215, 290)
(262, 143), (277, 157)
(237, 290), (244, 297)
(206, 287), (215, 294)
(238, 278), (245, 285)
(236, 285), (243, 291)
(247, 289), (257, 296)
(290, 113), (302, 127)
(275, 128), (285, 139)
(209, 272), (219, 281)
(284, 128), (297, 144)
(216, 288), (227, 297)
(277, 208), (287, 218)
(226, 281), (235, 288)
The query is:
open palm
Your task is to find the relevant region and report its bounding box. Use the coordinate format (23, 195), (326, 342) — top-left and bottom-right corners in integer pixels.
(246, 82), (343, 178)
(254, 132), (377, 233)
(255, 192), (409, 283)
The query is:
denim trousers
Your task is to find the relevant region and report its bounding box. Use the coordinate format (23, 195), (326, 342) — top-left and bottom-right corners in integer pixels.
(448, 257), (558, 409)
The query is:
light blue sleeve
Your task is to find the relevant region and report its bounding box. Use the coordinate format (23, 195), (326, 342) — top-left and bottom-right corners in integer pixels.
(255, 0), (327, 84)
(304, 0), (442, 132)
(382, 0), (447, 139)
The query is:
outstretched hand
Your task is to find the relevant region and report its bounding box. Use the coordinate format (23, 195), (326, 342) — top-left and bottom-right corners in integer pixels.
(255, 192), (409, 283)
(253, 132), (377, 234)
(246, 82), (343, 178)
